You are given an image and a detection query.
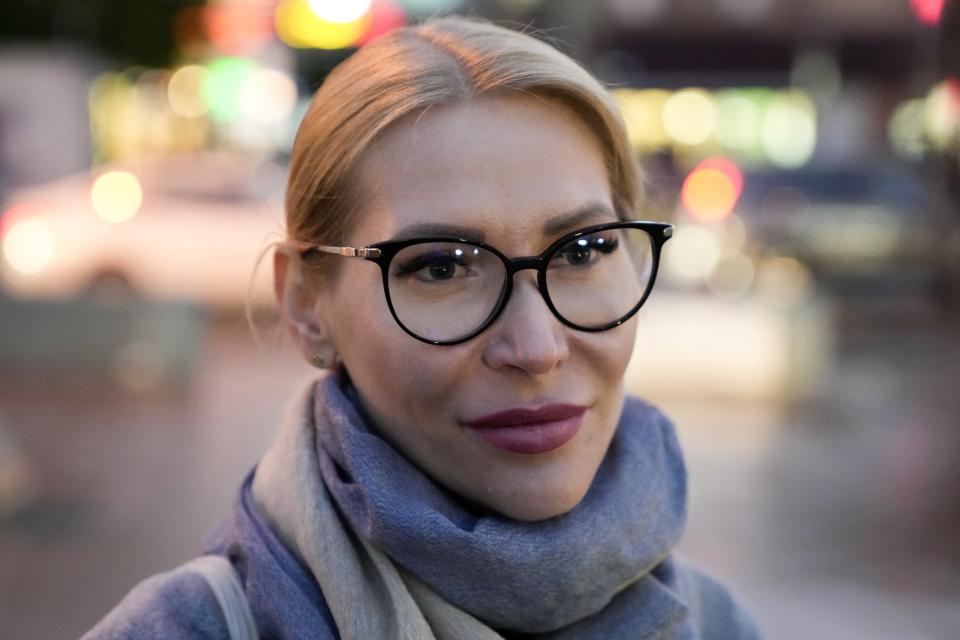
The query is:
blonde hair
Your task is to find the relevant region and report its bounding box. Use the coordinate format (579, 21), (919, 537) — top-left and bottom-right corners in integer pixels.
(285, 16), (640, 281)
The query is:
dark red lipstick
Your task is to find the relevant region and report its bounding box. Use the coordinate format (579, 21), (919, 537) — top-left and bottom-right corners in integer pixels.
(463, 404), (586, 454)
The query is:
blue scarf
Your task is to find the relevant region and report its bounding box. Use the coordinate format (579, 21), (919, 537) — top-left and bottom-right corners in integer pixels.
(84, 376), (761, 640)
(311, 374), (689, 635)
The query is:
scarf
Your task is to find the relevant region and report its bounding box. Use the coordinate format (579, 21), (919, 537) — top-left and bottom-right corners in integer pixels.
(251, 373), (690, 639)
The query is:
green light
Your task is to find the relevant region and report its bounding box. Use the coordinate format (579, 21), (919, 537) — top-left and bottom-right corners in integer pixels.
(203, 57), (257, 122)
(716, 91), (761, 151)
(762, 92), (817, 168)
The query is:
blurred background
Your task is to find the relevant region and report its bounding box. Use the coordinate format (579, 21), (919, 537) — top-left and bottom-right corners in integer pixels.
(1, 0), (958, 637)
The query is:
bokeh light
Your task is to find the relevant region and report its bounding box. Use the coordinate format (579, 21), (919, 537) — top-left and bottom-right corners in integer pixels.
(308, 0), (373, 23)
(664, 224), (722, 283)
(203, 3), (274, 54)
(615, 88), (671, 151)
(889, 98), (928, 159)
(167, 65), (210, 118)
(276, 0), (371, 49)
(663, 89), (718, 146)
(357, 0), (407, 45)
(91, 171), (143, 224)
(89, 73), (141, 160)
(910, 0), (945, 25)
(133, 70), (177, 153)
(924, 78), (960, 150)
(716, 92), (762, 151)
(681, 157), (743, 222)
(92, 69), (212, 160)
(1, 206), (55, 275)
(239, 68), (299, 124)
(762, 92), (817, 168)
(203, 57), (257, 122)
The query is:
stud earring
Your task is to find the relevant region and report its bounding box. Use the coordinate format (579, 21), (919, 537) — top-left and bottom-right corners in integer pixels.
(312, 352), (340, 368)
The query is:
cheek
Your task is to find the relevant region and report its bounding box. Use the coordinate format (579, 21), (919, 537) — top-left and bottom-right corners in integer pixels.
(576, 316), (638, 387)
(328, 268), (477, 431)
(575, 318), (637, 443)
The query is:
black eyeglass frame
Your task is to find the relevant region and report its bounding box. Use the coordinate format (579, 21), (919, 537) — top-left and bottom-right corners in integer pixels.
(297, 220), (673, 346)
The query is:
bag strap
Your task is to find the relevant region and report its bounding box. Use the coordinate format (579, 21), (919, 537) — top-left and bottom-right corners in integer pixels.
(182, 555), (258, 640)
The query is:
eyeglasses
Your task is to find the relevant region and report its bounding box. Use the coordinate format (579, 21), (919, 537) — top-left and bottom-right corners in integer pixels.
(294, 220), (673, 346)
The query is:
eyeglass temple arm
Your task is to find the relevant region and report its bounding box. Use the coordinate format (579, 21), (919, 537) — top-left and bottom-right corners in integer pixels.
(295, 243), (382, 259)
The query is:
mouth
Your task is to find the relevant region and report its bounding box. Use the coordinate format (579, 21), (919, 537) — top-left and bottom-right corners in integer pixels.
(462, 404), (587, 455)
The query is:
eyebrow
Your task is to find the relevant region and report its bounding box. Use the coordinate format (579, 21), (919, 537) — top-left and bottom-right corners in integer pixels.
(392, 222), (485, 241)
(391, 202), (617, 243)
(541, 202), (618, 235)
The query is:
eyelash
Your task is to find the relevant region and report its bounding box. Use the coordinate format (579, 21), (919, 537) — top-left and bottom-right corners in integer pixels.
(392, 253), (471, 278)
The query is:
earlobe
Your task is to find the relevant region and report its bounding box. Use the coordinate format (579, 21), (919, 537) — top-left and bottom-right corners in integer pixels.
(274, 246), (338, 368)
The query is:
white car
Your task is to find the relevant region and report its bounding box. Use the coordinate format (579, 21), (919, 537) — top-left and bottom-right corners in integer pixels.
(0, 152), (285, 308)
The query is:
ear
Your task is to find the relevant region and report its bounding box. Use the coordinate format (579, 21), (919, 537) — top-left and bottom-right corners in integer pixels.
(274, 246), (338, 368)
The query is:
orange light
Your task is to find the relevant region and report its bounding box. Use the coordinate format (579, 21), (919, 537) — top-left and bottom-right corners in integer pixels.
(204, 4), (274, 55)
(681, 157), (744, 222)
(700, 157), (744, 194)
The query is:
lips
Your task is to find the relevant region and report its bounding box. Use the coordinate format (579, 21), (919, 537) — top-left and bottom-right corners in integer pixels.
(463, 404), (586, 455)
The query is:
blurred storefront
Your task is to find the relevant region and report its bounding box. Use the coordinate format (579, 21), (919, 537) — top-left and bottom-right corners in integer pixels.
(1, 0), (957, 397)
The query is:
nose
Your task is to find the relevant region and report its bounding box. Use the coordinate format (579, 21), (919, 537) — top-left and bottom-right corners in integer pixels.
(482, 275), (569, 375)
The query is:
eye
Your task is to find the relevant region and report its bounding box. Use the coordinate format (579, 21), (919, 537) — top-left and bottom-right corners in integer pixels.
(424, 256), (459, 281)
(554, 233), (619, 267)
(564, 241), (592, 265)
(393, 247), (478, 283)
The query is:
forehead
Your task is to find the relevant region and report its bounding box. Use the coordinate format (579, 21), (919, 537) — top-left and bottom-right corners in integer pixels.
(351, 95), (615, 249)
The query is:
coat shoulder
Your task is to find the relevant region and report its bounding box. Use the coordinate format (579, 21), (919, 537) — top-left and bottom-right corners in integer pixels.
(80, 563), (229, 640)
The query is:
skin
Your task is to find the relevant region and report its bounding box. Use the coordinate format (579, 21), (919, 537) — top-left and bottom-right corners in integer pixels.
(282, 95), (638, 521)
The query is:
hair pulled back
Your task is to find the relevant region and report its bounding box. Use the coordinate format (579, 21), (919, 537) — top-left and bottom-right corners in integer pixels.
(285, 17), (640, 280)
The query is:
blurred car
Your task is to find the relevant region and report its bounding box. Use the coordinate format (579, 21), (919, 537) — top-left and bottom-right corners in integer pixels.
(737, 164), (955, 295)
(0, 152), (285, 308)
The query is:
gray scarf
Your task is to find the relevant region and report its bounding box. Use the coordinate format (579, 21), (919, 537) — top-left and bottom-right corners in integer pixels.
(253, 374), (689, 638)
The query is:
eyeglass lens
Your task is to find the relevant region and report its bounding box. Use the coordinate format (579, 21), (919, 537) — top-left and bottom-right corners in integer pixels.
(386, 227), (655, 343)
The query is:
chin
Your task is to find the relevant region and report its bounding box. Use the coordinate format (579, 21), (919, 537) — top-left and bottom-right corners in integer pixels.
(487, 481), (590, 522)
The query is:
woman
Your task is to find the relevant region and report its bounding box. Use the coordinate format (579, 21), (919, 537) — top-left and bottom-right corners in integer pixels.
(84, 17), (762, 639)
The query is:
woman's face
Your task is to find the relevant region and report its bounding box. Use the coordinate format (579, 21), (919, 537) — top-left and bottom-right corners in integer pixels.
(315, 95), (637, 521)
